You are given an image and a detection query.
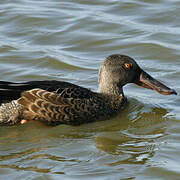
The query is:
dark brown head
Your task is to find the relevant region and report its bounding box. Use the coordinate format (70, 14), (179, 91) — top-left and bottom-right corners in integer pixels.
(98, 54), (177, 95)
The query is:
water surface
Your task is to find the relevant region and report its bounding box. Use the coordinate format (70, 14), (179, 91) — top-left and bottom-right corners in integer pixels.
(0, 0), (180, 179)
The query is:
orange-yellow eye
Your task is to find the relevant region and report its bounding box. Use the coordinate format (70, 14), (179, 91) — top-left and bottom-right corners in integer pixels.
(124, 63), (131, 69)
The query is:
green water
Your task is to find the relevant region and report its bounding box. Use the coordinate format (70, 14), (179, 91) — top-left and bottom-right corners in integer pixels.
(0, 0), (179, 179)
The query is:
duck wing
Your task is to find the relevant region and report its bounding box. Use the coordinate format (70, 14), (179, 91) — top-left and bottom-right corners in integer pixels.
(18, 87), (106, 125)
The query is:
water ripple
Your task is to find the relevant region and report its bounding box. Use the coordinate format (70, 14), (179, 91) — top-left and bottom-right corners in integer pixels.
(0, 0), (180, 179)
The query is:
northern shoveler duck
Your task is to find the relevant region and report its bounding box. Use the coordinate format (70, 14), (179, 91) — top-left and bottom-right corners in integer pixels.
(0, 54), (177, 125)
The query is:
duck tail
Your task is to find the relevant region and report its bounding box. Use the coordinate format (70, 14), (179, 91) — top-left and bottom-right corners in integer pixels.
(0, 100), (23, 125)
(0, 81), (28, 102)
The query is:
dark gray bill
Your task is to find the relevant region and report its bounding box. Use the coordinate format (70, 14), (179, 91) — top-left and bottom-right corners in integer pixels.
(134, 70), (177, 95)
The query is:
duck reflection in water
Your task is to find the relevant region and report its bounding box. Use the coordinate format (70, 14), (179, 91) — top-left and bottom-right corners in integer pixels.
(94, 105), (168, 166)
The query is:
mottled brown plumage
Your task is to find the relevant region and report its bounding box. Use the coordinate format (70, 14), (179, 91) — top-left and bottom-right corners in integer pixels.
(17, 88), (126, 125)
(0, 54), (176, 126)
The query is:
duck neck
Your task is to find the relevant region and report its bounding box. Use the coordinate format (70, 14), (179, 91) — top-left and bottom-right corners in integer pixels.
(98, 83), (124, 97)
(98, 83), (126, 111)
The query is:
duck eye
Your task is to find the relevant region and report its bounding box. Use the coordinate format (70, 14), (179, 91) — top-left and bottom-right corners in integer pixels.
(124, 63), (131, 69)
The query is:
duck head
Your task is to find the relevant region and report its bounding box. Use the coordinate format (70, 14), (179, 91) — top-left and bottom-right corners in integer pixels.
(98, 54), (177, 95)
